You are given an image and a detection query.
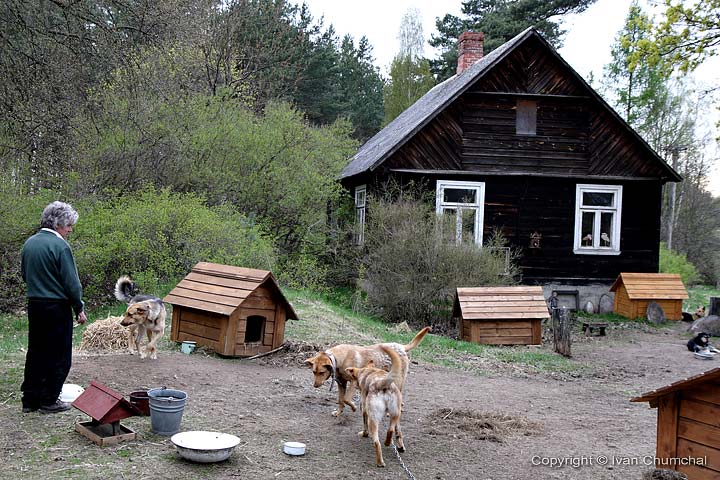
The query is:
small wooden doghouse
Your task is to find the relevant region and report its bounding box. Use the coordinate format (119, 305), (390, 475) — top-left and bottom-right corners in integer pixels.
(72, 380), (139, 446)
(631, 368), (720, 479)
(165, 262), (297, 357)
(610, 273), (688, 320)
(453, 286), (548, 345)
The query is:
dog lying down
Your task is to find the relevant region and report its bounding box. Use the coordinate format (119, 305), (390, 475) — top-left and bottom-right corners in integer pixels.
(346, 344), (405, 467)
(114, 276), (167, 360)
(305, 326), (430, 416)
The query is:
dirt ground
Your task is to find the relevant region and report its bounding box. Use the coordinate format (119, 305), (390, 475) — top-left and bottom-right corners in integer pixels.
(1, 319), (714, 480)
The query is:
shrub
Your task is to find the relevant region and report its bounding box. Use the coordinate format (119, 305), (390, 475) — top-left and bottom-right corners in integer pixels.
(73, 188), (276, 304)
(362, 195), (519, 327)
(659, 242), (700, 286)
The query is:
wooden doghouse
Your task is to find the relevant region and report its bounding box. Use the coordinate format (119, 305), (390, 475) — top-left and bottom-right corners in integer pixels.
(72, 380), (139, 446)
(631, 368), (720, 479)
(165, 262), (297, 357)
(610, 273), (688, 320)
(453, 286), (548, 345)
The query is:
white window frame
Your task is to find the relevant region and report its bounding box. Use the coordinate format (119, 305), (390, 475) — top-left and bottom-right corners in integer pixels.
(573, 184), (622, 255)
(435, 180), (485, 245)
(354, 184), (366, 245)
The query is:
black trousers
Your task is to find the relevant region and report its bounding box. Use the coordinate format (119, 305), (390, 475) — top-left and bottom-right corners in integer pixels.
(21, 300), (73, 408)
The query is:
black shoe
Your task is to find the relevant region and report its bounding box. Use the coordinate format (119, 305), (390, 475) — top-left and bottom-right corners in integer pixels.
(39, 400), (71, 414)
(22, 406), (38, 413)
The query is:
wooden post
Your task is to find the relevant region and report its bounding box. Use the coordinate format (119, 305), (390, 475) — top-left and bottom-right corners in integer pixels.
(710, 297), (720, 316)
(553, 308), (572, 357)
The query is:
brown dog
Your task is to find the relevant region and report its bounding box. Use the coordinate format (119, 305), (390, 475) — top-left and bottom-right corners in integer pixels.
(304, 326), (430, 416)
(346, 344), (405, 467)
(115, 276), (167, 360)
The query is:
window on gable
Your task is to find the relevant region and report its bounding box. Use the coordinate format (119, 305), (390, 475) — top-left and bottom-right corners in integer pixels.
(354, 185), (366, 245)
(573, 184), (622, 255)
(436, 180), (485, 245)
(516, 99), (537, 135)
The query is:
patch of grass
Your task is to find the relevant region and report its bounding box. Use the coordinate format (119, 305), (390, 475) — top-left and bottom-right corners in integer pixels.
(685, 285), (720, 311)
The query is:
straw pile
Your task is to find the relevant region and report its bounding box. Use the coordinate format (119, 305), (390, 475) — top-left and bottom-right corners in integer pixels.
(79, 315), (129, 352)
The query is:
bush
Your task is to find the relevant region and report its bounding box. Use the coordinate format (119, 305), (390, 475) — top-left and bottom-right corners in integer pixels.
(659, 242), (700, 286)
(362, 196), (519, 327)
(73, 188), (276, 304)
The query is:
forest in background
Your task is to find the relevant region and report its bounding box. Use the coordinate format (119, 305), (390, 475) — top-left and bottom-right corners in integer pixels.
(1, 0), (718, 322)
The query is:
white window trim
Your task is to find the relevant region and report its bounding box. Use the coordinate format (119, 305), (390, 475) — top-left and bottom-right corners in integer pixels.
(354, 184), (366, 245)
(573, 184), (622, 255)
(436, 180), (485, 245)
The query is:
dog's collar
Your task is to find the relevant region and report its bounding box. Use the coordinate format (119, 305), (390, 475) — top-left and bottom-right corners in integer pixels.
(325, 350), (338, 391)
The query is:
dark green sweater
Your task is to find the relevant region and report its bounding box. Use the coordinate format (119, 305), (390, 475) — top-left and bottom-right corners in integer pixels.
(21, 230), (84, 316)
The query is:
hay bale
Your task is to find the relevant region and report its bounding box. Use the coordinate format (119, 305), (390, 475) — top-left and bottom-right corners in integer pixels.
(79, 316), (129, 352)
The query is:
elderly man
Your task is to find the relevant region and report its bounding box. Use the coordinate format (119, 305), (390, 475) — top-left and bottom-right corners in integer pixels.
(21, 201), (87, 414)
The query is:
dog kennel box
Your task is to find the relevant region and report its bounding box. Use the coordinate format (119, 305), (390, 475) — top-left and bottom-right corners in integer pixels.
(453, 286), (548, 345)
(71, 380), (140, 446)
(631, 368), (720, 479)
(165, 262), (297, 357)
(609, 273), (688, 320)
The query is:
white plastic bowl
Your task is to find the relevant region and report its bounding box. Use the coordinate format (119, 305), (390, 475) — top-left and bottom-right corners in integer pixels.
(283, 441), (306, 456)
(171, 431), (240, 463)
(60, 384), (84, 403)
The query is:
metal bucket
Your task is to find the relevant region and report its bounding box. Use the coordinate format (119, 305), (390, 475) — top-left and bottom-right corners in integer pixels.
(148, 387), (187, 436)
(129, 390), (150, 416)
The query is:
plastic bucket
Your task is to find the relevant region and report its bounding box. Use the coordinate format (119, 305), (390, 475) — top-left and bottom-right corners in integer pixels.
(181, 341), (196, 354)
(148, 387), (187, 436)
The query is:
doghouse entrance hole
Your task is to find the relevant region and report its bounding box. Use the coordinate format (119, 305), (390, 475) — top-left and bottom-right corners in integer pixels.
(244, 315), (265, 343)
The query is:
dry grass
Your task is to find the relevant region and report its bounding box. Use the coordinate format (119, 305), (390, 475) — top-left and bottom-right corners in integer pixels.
(423, 407), (543, 443)
(78, 315), (129, 352)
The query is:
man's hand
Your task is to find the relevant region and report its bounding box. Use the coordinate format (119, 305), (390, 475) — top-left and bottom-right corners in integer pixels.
(77, 311), (87, 324)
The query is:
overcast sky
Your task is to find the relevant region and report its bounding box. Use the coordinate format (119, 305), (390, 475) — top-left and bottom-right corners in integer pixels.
(298, 0), (719, 195)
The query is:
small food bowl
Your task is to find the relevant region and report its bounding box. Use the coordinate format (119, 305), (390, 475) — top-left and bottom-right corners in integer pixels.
(171, 431), (240, 463)
(283, 441), (306, 456)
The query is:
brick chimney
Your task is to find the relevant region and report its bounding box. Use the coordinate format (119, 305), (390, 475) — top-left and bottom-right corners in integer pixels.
(456, 31), (485, 75)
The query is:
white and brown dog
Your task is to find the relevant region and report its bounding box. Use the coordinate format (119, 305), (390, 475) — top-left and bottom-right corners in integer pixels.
(346, 344), (405, 467)
(305, 326), (430, 416)
(114, 276), (166, 360)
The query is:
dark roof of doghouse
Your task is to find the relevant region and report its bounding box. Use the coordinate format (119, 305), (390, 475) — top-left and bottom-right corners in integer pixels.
(339, 27), (681, 183)
(609, 273), (688, 300)
(72, 379), (140, 423)
(163, 262), (298, 319)
(631, 368), (720, 404)
(453, 286), (549, 320)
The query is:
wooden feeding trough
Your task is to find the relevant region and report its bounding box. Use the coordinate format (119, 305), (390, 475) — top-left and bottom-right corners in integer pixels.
(165, 262), (298, 357)
(71, 380), (140, 446)
(453, 286), (548, 345)
(610, 273), (688, 320)
(631, 368), (720, 479)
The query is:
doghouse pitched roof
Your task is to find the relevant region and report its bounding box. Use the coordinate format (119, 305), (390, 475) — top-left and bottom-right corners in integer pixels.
(164, 262), (298, 319)
(631, 367), (720, 405)
(453, 286), (549, 320)
(609, 273), (688, 300)
(72, 379), (140, 423)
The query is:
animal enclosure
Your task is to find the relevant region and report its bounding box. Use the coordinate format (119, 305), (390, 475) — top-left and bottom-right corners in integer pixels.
(164, 262), (297, 357)
(453, 286), (548, 345)
(610, 273), (688, 320)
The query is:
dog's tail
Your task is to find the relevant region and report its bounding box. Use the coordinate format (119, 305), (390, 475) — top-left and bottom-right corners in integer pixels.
(378, 344), (403, 391)
(403, 326), (431, 352)
(114, 276), (136, 302)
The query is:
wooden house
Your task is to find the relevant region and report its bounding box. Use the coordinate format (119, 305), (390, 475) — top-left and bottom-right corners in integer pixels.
(631, 368), (720, 479)
(341, 28), (681, 293)
(452, 286), (548, 345)
(164, 262), (297, 357)
(610, 272), (688, 320)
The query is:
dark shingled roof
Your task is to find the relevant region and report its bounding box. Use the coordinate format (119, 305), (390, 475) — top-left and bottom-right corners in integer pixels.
(340, 27), (681, 183)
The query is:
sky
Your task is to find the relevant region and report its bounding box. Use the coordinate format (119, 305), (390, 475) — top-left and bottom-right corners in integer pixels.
(298, 0), (720, 196)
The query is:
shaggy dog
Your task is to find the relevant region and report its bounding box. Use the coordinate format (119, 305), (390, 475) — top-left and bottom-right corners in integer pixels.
(114, 276), (166, 360)
(346, 344), (405, 467)
(304, 327), (430, 416)
(686, 332), (712, 353)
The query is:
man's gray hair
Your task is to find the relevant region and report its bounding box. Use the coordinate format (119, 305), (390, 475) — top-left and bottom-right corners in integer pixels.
(40, 201), (79, 230)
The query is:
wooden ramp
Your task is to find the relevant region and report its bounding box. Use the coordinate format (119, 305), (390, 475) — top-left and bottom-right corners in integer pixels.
(453, 286), (549, 345)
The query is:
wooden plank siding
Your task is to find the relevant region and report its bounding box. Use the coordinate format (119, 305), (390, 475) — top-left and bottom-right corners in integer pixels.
(610, 273), (688, 320)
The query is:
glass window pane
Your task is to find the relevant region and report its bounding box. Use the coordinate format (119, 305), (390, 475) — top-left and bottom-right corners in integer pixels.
(444, 188), (477, 204)
(461, 208), (476, 244)
(581, 211), (595, 246)
(355, 188), (366, 207)
(582, 192), (614, 207)
(600, 212), (613, 248)
(441, 208), (457, 243)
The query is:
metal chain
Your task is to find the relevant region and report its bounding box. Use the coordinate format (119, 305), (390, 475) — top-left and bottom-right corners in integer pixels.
(392, 443), (417, 480)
